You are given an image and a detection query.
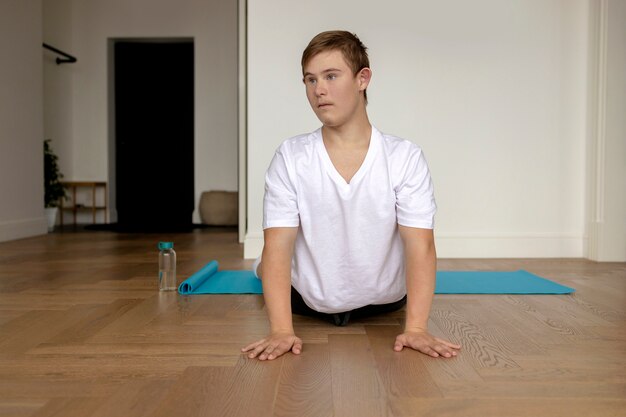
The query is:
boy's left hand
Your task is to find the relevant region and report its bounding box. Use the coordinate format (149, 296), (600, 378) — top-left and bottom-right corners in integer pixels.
(394, 330), (461, 358)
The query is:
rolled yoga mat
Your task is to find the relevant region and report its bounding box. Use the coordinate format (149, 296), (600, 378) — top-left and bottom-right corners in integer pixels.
(178, 261), (263, 294)
(178, 261), (575, 295)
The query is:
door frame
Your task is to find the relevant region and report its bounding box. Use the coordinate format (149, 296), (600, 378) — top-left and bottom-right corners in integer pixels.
(237, 0), (247, 243)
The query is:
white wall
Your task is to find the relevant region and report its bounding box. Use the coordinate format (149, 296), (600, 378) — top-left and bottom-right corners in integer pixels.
(43, 0), (73, 181)
(245, 0), (590, 259)
(43, 0), (238, 224)
(0, 0), (47, 242)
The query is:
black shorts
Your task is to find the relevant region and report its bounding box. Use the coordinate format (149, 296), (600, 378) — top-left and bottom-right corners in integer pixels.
(290, 286), (407, 327)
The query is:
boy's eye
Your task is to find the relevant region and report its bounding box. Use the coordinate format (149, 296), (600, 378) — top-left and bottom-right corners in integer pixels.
(326, 73), (337, 80)
(305, 77), (316, 85)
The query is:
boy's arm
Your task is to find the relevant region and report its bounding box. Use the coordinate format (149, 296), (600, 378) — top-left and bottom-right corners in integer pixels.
(396, 225), (461, 358)
(242, 227), (301, 361)
(261, 227), (298, 333)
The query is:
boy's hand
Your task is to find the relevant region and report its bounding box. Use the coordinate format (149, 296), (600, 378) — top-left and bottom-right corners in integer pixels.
(241, 332), (303, 361)
(394, 329), (461, 358)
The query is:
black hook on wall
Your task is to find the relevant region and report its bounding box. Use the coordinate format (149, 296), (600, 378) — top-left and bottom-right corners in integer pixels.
(43, 43), (77, 65)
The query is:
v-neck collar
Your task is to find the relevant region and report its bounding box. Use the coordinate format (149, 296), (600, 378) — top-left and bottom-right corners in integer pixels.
(316, 126), (380, 188)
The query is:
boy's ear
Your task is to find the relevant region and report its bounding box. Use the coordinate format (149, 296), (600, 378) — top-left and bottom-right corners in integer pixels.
(358, 67), (372, 91)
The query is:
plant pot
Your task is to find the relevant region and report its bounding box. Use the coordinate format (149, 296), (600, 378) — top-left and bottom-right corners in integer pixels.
(199, 191), (238, 226)
(45, 207), (58, 232)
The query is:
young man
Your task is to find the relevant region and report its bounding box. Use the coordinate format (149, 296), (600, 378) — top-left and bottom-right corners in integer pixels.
(242, 31), (461, 361)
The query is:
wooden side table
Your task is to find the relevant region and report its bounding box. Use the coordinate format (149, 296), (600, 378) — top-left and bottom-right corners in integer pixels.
(60, 181), (108, 226)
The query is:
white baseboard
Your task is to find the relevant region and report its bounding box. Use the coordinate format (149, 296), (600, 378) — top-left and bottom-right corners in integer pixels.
(243, 231), (585, 259)
(435, 233), (584, 258)
(0, 217), (48, 243)
(587, 221), (626, 262)
(243, 232), (264, 259)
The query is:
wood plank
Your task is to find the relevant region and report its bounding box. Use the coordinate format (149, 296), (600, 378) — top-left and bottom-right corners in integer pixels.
(273, 343), (333, 417)
(61, 278), (155, 291)
(428, 306), (521, 370)
(0, 290), (153, 311)
(0, 310), (86, 356)
(87, 293), (180, 341)
(417, 319), (484, 384)
(563, 284), (626, 323)
(365, 325), (443, 400)
(496, 295), (601, 340)
(0, 398), (47, 417)
(30, 397), (105, 417)
(529, 294), (616, 326)
(45, 299), (142, 345)
(434, 298), (545, 355)
(392, 397), (626, 417)
(440, 380), (626, 399)
(190, 295), (254, 320)
(152, 355), (283, 417)
(0, 379), (122, 399)
(328, 334), (389, 417)
(566, 279), (626, 312)
(89, 379), (174, 417)
(86, 323), (270, 346)
(480, 357), (626, 383)
(0, 354), (238, 379)
(27, 342), (244, 358)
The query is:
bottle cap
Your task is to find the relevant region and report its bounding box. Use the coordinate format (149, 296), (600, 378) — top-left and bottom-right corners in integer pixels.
(158, 242), (174, 250)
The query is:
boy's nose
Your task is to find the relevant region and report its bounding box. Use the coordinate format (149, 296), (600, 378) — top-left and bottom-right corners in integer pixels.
(314, 81), (327, 96)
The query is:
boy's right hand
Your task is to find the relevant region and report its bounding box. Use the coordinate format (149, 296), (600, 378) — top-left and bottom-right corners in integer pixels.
(241, 332), (303, 361)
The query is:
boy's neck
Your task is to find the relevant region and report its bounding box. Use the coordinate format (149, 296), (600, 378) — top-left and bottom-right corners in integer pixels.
(321, 111), (372, 149)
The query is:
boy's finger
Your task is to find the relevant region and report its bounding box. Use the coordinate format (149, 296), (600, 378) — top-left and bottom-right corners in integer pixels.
(248, 343), (271, 358)
(241, 339), (266, 352)
(420, 346), (439, 357)
(432, 344), (452, 357)
(393, 336), (406, 351)
(267, 345), (289, 360)
(434, 337), (461, 349)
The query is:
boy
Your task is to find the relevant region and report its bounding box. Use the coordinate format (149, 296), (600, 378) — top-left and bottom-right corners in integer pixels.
(242, 31), (461, 361)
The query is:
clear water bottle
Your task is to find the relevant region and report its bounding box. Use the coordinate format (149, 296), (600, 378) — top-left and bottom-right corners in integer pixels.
(158, 242), (177, 291)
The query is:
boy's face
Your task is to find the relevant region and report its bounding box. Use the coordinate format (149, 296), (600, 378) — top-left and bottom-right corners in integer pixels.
(302, 50), (370, 127)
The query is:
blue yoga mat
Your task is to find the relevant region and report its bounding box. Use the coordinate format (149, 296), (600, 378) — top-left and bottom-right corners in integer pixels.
(178, 261), (263, 294)
(434, 270), (574, 294)
(178, 261), (575, 295)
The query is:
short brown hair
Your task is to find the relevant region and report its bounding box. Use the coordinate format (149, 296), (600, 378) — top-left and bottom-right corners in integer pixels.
(301, 30), (370, 103)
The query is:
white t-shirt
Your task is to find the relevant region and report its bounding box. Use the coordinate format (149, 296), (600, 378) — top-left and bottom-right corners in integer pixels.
(263, 126), (436, 314)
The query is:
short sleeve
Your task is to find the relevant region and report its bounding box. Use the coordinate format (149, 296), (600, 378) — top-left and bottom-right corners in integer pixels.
(395, 148), (437, 229)
(263, 147), (300, 229)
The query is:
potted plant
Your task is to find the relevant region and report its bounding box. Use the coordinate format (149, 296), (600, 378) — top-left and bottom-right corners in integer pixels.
(44, 139), (67, 231)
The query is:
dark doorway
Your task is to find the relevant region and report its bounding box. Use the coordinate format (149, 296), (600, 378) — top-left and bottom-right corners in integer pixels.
(114, 41), (194, 232)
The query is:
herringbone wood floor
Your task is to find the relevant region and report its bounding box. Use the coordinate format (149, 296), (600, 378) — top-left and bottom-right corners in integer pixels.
(0, 228), (624, 417)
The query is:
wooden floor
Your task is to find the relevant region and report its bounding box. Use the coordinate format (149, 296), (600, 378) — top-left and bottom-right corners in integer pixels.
(0, 228), (624, 417)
